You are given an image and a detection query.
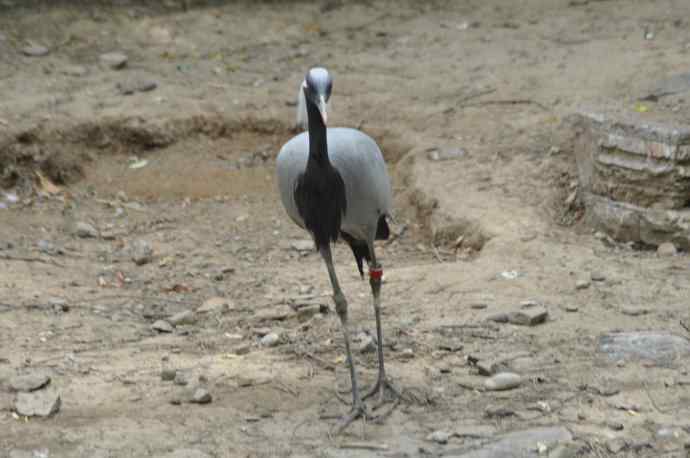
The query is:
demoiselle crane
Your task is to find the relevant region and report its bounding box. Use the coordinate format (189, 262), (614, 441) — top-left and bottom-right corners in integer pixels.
(276, 67), (400, 432)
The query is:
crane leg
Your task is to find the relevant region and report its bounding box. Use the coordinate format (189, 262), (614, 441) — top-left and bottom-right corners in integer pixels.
(363, 243), (402, 411)
(319, 245), (367, 434)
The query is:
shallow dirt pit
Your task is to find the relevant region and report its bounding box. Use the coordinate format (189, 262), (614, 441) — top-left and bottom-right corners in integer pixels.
(86, 127), (288, 201)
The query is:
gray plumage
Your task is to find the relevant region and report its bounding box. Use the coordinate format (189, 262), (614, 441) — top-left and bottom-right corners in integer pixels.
(277, 127), (392, 242)
(276, 67), (400, 433)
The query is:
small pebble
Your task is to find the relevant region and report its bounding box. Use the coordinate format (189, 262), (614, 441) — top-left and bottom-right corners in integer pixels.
(484, 372), (522, 391)
(152, 320), (173, 333)
(607, 421), (624, 431)
(75, 221), (98, 238)
(260, 332), (281, 347)
(426, 430), (450, 444)
(621, 306), (649, 317)
(22, 44), (49, 57)
(190, 388), (212, 404)
(564, 305), (579, 313)
(290, 239), (313, 252)
(131, 239), (153, 265)
(100, 52), (128, 69)
(400, 348), (415, 359)
(507, 307), (548, 326)
(657, 242), (677, 257)
(575, 279), (590, 290)
(470, 303), (488, 310)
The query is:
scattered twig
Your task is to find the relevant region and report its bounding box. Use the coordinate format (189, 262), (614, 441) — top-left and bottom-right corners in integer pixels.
(463, 98), (549, 111)
(457, 87), (497, 106)
(338, 442), (389, 451)
(273, 379), (299, 397)
(0, 254), (64, 267)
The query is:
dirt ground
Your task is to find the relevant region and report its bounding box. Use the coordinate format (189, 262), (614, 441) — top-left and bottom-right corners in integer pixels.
(1, 1), (690, 457)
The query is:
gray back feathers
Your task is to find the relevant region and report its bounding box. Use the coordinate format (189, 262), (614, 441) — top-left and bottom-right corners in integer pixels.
(276, 128), (392, 241)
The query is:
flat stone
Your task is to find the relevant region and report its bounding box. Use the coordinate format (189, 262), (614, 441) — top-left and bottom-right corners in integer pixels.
(427, 430), (451, 444)
(620, 306), (649, 316)
(117, 78), (158, 95)
(189, 388), (212, 404)
(131, 239), (153, 265)
(575, 279), (590, 290)
(9, 373), (50, 392)
(607, 421), (624, 431)
(657, 242), (677, 257)
(151, 319), (173, 333)
(260, 332), (281, 347)
(197, 297), (231, 313)
(14, 390), (61, 417)
(75, 221), (98, 238)
(599, 331), (690, 366)
(507, 307), (548, 326)
(290, 239), (313, 252)
(428, 147), (467, 161)
(161, 368), (177, 381)
(446, 426), (572, 458)
(22, 44), (49, 57)
(99, 52), (128, 69)
(169, 310), (196, 326)
(484, 372), (522, 391)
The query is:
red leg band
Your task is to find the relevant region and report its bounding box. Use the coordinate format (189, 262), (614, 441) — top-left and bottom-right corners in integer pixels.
(369, 268), (383, 280)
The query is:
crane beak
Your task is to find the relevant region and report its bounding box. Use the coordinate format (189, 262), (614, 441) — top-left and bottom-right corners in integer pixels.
(318, 95), (328, 125)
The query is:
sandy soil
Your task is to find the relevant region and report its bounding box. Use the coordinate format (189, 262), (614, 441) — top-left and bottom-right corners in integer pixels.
(1, 1), (690, 457)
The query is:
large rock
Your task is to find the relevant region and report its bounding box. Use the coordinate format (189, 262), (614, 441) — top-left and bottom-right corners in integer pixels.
(445, 426), (572, 457)
(14, 390), (61, 417)
(598, 331), (690, 367)
(570, 104), (690, 248)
